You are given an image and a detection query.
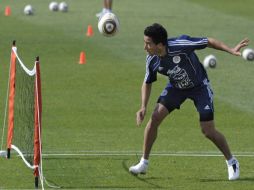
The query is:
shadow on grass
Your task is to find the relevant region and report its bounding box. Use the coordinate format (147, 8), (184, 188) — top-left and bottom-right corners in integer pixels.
(200, 178), (229, 182)
(42, 156), (172, 189)
(122, 160), (170, 189)
(238, 177), (254, 182)
(200, 177), (254, 182)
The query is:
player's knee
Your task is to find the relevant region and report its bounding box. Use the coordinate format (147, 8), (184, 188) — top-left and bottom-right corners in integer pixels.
(151, 111), (162, 124)
(200, 121), (215, 139)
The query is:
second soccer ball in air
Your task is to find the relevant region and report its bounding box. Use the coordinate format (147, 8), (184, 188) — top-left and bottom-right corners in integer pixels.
(242, 48), (254, 61)
(203, 55), (217, 68)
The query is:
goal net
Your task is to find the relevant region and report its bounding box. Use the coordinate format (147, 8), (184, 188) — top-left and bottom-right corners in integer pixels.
(1, 42), (43, 188)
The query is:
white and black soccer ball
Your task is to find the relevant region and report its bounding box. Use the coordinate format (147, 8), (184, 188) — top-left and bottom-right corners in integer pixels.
(242, 48), (254, 61)
(49, 1), (58, 11)
(59, 2), (68, 12)
(203, 54), (217, 68)
(24, 5), (33, 15)
(98, 12), (119, 37)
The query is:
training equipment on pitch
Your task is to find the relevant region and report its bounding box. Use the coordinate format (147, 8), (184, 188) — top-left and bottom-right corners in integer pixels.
(59, 2), (68, 12)
(98, 12), (120, 37)
(49, 1), (58, 11)
(242, 48), (254, 61)
(24, 5), (33, 15)
(2, 41), (43, 189)
(0, 150), (7, 157)
(203, 54), (217, 68)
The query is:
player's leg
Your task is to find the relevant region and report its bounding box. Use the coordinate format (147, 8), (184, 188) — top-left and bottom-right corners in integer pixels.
(191, 81), (239, 180)
(105, 0), (113, 10)
(96, 0), (112, 18)
(200, 120), (239, 180)
(129, 84), (186, 175)
(143, 103), (169, 159)
(200, 120), (232, 159)
(129, 103), (168, 175)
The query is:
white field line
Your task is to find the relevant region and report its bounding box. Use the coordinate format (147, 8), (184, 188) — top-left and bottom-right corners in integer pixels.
(36, 150), (254, 157)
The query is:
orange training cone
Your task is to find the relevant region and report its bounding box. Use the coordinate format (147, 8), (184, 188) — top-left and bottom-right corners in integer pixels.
(86, 25), (94, 37)
(5, 6), (11, 16)
(79, 51), (86, 64)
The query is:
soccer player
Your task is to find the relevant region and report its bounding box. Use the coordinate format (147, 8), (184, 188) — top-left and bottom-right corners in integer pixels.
(129, 23), (249, 180)
(96, 0), (113, 18)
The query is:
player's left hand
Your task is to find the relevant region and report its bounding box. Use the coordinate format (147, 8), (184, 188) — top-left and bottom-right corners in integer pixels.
(232, 38), (249, 56)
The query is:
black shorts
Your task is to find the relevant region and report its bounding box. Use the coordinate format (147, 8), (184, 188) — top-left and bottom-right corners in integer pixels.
(157, 80), (214, 121)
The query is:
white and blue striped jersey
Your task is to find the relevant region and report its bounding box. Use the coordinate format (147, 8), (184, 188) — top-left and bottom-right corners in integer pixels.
(144, 35), (209, 89)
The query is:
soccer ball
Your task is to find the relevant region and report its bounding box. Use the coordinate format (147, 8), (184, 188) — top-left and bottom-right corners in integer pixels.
(59, 2), (68, 12)
(242, 48), (254, 61)
(98, 12), (119, 37)
(0, 150), (7, 158)
(49, 2), (58, 11)
(203, 55), (217, 68)
(24, 5), (33, 15)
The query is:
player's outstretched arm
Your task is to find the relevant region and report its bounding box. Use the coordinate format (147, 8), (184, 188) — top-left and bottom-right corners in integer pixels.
(208, 37), (249, 56)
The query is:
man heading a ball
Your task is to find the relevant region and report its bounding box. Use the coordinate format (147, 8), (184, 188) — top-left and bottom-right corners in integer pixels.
(129, 23), (249, 180)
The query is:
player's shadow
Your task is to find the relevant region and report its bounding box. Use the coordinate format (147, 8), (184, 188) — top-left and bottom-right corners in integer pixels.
(200, 177), (254, 182)
(238, 177), (254, 182)
(122, 160), (171, 189)
(44, 156), (167, 189)
(42, 157), (174, 189)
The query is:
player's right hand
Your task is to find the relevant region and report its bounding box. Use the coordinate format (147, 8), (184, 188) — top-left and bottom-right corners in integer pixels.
(136, 107), (146, 127)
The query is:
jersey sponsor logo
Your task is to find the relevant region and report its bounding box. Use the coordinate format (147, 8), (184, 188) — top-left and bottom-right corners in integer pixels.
(167, 65), (194, 89)
(173, 56), (181, 64)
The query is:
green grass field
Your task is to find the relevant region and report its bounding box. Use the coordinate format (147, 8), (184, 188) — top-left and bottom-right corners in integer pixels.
(0, 0), (254, 189)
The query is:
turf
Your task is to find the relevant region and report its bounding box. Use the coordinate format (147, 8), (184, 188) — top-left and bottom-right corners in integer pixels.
(0, 0), (254, 189)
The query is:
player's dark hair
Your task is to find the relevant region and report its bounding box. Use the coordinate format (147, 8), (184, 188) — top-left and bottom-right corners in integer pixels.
(144, 23), (168, 46)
